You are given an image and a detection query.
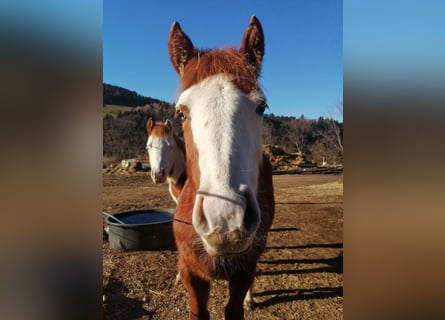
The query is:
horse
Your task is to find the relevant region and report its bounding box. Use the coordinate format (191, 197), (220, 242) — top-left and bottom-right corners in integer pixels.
(146, 118), (186, 203)
(168, 16), (275, 320)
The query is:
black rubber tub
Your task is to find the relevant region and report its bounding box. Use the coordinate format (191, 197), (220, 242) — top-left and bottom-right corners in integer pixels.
(105, 209), (175, 251)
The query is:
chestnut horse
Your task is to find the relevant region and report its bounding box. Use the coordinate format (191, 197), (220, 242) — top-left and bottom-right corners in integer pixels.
(146, 118), (186, 203)
(169, 16), (274, 319)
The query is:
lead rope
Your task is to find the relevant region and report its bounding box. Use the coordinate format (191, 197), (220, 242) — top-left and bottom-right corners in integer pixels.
(173, 218), (193, 225)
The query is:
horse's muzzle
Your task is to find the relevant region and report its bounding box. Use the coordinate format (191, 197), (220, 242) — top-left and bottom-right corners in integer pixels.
(203, 228), (255, 256)
(192, 185), (261, 256)
(151, 169), (166, 183)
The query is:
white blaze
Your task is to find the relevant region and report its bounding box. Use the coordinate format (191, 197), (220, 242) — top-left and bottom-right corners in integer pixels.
(177, 74), (265, 235)
(147, 135), (174, 180)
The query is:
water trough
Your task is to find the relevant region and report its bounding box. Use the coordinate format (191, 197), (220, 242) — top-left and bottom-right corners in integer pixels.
(104, 209), (175, 251)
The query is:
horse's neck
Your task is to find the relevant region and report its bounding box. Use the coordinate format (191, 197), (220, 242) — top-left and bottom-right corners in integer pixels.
(167, 136), (186, 185)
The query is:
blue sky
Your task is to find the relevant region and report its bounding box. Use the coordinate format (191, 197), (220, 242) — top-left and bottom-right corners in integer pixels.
(103, 1), (343, 120)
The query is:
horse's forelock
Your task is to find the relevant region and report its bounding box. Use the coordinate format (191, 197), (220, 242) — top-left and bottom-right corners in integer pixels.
(149, 122), (172, 138)
(180, 48), (258, 94)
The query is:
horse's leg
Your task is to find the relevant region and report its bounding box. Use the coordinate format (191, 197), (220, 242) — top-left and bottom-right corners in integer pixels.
(225, 271), (255, 320)
(180, 267), (211, 320)
(243, 283), (254, 309)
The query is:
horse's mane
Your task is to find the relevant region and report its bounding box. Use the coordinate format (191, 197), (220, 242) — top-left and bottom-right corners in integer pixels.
(181, 48), (259, 94)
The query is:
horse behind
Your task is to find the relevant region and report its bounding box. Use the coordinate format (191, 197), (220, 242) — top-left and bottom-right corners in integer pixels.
(169, 16), (274, 319)
(146, 118), (186, 203)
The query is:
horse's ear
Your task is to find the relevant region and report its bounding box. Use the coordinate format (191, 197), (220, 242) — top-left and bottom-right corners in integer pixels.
(146, 118), (154, 134)
(240, 16), (265, 76)
(164, 119), (173, 134)
(168, 21), (195, 76)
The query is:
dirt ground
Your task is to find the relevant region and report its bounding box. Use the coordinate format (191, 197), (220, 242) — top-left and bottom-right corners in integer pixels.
(103, 172), (343, 319)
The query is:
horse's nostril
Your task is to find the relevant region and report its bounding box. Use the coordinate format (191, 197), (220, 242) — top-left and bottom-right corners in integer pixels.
(240, 185), (260, 233)
(244, 199), (259, 233)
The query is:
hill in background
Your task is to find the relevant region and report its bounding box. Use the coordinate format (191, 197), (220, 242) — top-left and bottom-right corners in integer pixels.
(104, 83), (168, 107)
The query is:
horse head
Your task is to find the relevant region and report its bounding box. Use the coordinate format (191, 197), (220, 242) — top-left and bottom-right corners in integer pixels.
(146, 118), (175, 184)
(169, 16), (267, 256)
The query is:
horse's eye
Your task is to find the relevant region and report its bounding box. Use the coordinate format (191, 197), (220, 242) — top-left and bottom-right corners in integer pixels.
(256, 100), (268, 115)
(175, 110), (187, 122)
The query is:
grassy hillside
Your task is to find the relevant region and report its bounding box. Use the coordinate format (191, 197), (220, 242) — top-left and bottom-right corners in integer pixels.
(103, 104), (135, 117)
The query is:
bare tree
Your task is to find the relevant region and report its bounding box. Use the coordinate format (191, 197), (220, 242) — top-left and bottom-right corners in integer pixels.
(291, 116), (310, 154)
(312, 102), (343, 165)
(330, 101), (343, 153)
(324, 101), (343, 154)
